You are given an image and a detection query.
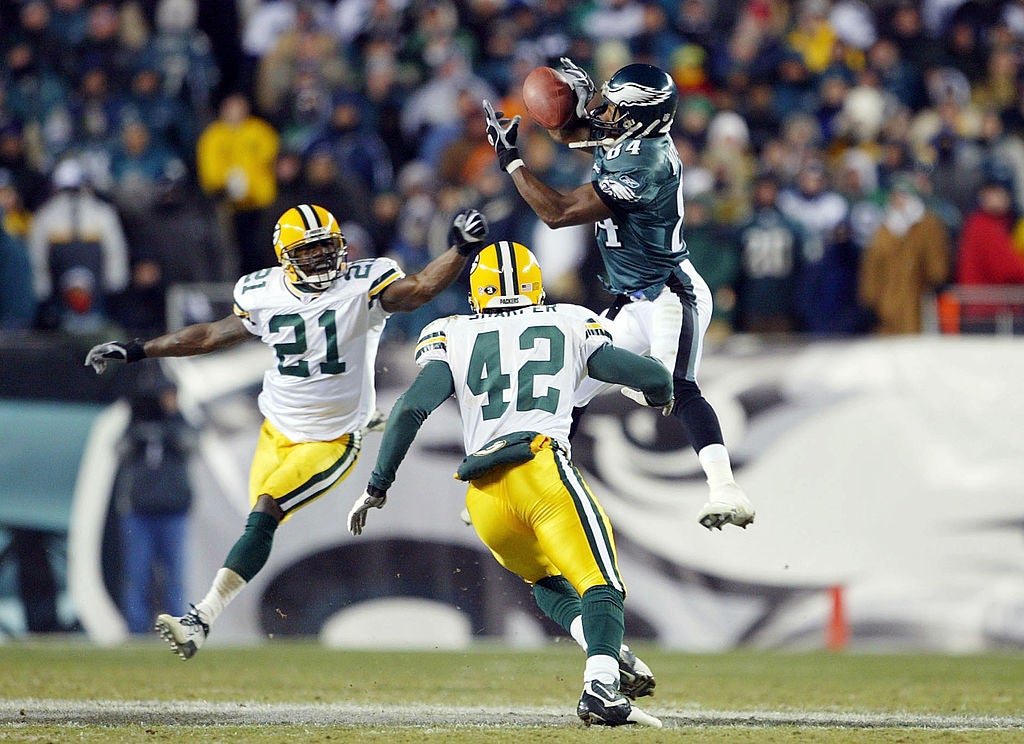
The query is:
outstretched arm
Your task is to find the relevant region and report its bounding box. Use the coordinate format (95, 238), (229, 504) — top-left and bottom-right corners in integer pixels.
(482, 100), (610, 229)
(586, 345), (673, 408)
(85, 314), (251, 373)
(142, 314), (251, 357)
(379, 209), (488, 313)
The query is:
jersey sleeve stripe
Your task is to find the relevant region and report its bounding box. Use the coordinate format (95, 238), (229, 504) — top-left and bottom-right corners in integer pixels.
(368, 268), (402, 298)
(233, 302), (250, 320)
(414, 331), (447, 360)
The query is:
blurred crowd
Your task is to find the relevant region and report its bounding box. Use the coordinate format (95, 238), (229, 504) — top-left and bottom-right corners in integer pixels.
(4, 0), (1024, 345)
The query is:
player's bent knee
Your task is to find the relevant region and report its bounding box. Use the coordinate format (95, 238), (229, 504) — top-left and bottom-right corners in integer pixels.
(253, 494), (284, 522)
(670, 379), (702, 415)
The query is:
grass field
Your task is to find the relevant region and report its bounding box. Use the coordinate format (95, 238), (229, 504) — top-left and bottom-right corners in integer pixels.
(2, 639), (1023, 742)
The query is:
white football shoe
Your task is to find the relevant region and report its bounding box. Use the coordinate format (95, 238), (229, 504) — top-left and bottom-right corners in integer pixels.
(698, 482), (755, 530)
(155, 606), (209, 660)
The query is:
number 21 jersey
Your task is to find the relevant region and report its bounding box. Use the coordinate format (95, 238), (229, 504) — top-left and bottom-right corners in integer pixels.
(232, 258), (404, 442)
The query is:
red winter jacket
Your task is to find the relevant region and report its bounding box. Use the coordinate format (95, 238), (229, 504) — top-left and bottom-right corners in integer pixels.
(956, 211), (1024, 284)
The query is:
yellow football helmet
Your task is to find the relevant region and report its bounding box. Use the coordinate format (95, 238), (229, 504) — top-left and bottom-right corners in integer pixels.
(272, 204), (347, 290)
(468, 241), (545, 313)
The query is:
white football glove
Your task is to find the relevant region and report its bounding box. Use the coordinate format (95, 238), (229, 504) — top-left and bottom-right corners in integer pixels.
(482, 99), (522, 173)
(84, 339), (146, 374)
(559, 56), (596, 119)
(348, 485), (387, 536)
(360, 409), (388, 434)
(621, 387), (674, 416)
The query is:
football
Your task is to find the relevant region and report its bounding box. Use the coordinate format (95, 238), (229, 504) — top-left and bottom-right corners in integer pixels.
(522, 66), (576, 130)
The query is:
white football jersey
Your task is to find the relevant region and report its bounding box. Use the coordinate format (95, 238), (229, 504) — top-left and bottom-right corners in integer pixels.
(415, 304), (612, 454)
(233, 258), (404, 442)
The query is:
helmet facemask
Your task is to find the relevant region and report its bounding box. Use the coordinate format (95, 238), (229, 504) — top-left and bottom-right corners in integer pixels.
(273, 204), (347, 291)
(281, 231), (347, 291)
(570, 64), (679, 150)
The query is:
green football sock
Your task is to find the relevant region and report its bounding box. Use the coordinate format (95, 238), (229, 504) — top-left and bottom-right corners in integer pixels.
(533, 575), (582, 632)
(581, 585), (624, 660)
(224, 511), (278, 582)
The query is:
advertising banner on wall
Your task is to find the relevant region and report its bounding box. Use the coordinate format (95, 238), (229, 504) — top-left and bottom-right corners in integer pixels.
(70, 336), (1024, 651)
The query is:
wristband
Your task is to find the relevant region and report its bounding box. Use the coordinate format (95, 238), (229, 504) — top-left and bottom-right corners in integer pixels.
(125, 339), (147, 363)
(497, 147), (521, 172)
(455, 241), (481, 257)
(505, 158), (525, 174)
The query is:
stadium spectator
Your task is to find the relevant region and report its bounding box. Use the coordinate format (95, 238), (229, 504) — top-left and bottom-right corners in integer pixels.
(957, 179), (1024, 289)
(196, 92), (280, 276)
(682, 192), (739, 338)
(734, 172), (805, 333)
(0, 168), (35, 244)
(108, 120), (180, 218)
(288, 146), (372, 229)
(10, 0), (76, 84)
(74, 1), (139, 92)
(0, 123), (48, 212)
(121, 63), (199, 167)
(776, 160), (850, 333)
(305, 91), (395, 197)
(703, 110), (755, 224)
(3, 36), (72, 152)
(0, 223), (37, 330)
(837, 147), (886, 250)
(254, 2), (351, 149)
(859, 175), (952, 334)
(976, 110), (1024, 211)
(118, 162), (228, 335)
(399, 47), (496, 147)
(140, 0), (220, 126)
(114, 369), (196, 635)
(739, 81), (783, 154)
(865, 36), (925, 112)
(27, 158), (129, 338)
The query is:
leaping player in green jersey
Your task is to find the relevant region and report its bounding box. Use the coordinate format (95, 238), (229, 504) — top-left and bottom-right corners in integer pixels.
(482, 59), (754, 532)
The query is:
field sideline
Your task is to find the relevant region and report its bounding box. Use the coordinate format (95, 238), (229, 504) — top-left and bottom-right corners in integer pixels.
(2, 640), (1022, 742)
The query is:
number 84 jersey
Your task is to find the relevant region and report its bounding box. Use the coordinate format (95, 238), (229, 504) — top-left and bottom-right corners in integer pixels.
(233, 258), (405, 442)
(415, 304), (612, 454)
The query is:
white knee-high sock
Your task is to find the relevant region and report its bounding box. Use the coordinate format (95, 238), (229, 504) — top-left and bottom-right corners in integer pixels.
(194, 568), (247, 626)
(584, 654), (619, 686)
(698, 443), (735, 488)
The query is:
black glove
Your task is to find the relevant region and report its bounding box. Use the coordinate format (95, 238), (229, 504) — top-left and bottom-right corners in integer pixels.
(482, 99), (523, 174)
(84, 339), (147, 374)
(347, 484), (388, 536)
(559, 56), (596, 119)
(448, 208), (489, 256)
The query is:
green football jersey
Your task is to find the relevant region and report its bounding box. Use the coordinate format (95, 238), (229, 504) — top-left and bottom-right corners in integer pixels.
(591, 135), (690, 299)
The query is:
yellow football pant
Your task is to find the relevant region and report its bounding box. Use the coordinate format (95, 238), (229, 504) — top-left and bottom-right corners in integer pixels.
(249, 419), (362, 522)
(465, 438), (625, 596)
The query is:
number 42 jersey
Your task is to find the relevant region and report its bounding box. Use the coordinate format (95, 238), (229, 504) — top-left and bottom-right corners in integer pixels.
(232, 258), (404, 442)
(414, 304), (612, 454)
